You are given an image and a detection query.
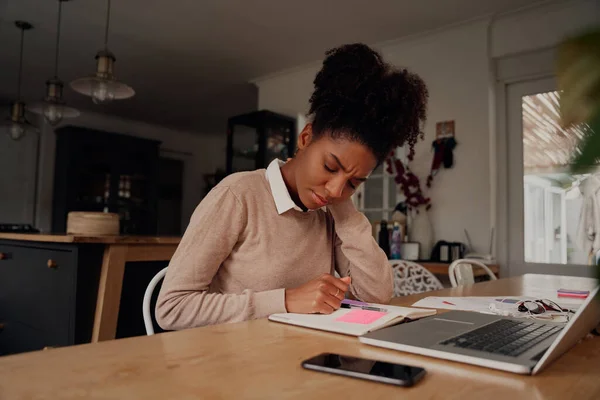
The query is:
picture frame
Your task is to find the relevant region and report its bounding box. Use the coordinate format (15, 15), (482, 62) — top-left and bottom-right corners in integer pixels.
(435, 120), (455, 139)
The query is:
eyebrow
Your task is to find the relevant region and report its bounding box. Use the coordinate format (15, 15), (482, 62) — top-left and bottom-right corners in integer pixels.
(329, 153), (368, 182)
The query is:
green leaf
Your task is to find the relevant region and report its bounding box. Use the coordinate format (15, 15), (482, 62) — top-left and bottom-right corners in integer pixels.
(571, 112), (600, 173)
(558, 57), (600, 126)
(557, 28), (600, 127)
(557, 27), (600, 175)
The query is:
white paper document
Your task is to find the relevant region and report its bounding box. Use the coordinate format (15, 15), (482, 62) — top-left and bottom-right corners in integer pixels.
(411, 296), (583, 314)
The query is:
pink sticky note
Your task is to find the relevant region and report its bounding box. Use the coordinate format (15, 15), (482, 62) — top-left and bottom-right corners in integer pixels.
(335, 309), (387, 325)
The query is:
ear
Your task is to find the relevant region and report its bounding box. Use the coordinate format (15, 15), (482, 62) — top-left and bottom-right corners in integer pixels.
(297, 123), (314, 151)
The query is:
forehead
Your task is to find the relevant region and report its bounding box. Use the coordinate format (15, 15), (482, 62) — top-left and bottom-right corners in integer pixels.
(313, 136), (377, 173)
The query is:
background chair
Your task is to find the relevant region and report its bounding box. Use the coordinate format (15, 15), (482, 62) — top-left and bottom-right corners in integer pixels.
(448, 258), (497, 288)
(390, 260), (444, 296)
(142, 266), (168, 335)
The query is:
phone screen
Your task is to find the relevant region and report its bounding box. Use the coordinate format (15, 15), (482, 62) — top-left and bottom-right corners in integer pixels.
(301, 353), (426, 387)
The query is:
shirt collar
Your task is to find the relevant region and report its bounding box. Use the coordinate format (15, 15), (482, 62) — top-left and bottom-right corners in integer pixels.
(265, 159), (325, 214)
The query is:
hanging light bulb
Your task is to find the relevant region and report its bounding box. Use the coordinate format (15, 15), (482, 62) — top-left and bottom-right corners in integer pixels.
(41, 77), (66, 126)
(8, 118), (26, 141)
(92, 76), (115, 104)
(70, 0), (134, 103)
(8, 124), (25, 141)
(7, 101), (36, 140)
(2, 21), (38, 140)
(43, 104), (64, 125)
(29, 0), (79, 126)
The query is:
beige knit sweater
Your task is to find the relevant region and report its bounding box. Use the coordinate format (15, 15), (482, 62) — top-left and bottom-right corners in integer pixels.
(156, 166), (393, 330)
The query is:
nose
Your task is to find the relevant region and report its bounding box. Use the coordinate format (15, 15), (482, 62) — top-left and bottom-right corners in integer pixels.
(325, 176), (346, 199)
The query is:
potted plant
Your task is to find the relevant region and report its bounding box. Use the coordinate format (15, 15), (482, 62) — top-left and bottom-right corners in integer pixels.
(556, 26), (600, 284)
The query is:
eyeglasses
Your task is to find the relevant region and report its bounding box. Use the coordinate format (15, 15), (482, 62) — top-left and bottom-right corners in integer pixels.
(518, 299), (570, 314)
(517, 299), (573, 322)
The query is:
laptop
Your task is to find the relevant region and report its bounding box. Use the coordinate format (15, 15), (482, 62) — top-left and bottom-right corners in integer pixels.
(359, 286), (600, 375)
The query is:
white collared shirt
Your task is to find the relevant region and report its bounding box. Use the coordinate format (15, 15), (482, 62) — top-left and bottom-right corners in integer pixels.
(265, 159), (325, 214)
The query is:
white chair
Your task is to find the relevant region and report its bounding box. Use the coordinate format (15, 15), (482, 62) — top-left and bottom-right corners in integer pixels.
(448, 259), (497, 288)
(143, 266), (168, 335)
(390, 260), (444, 296)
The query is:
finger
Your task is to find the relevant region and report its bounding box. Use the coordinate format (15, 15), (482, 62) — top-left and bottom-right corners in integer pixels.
(318, 286), (343, 310)
(325, 294), (342, 310)
(320, 274), (349, 293)
(340, 276), (351, 284)
(313, 298), (336, 314)
(317, 280), (345, 301)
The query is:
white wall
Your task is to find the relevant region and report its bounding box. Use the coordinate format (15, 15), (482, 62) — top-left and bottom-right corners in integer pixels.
(0, 111), (39, 225)
(256, 20), (493, 255)
(253, 0), (600, 262)
(1, 111), (226, 233)
(491, 0), (600, 58)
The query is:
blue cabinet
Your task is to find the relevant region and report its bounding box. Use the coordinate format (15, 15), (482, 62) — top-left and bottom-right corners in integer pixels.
(0, 240), (102, 355)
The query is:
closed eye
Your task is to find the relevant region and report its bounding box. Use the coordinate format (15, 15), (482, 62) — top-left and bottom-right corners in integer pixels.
(324, 163), (358, 190)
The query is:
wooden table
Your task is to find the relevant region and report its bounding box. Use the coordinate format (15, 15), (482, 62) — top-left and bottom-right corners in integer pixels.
(0, 274), (598, 399)
(0, 233), (180, 344)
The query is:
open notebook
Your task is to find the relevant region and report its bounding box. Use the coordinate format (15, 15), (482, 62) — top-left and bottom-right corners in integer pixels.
(268, 300), (436, 336)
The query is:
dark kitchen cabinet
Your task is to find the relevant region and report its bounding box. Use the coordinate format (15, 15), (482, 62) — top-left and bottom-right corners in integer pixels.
(52, 126), (160, 235)
(226, 110), (296, 175)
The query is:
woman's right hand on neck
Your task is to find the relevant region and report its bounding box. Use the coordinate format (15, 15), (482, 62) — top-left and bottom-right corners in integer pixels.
(284, 274), (351, 314)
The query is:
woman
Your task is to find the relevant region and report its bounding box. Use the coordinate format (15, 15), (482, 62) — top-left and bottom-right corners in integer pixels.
(156, 43), (428, 330)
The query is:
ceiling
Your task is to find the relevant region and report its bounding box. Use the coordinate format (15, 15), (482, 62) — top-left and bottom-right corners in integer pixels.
(0, 0), (544, 134)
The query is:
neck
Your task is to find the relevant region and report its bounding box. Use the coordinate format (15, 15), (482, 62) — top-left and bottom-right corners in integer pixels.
(280, 159), (307, 211)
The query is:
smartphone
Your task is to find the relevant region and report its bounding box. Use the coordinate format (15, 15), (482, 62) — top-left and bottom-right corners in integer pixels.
(301, 353), (426, 387)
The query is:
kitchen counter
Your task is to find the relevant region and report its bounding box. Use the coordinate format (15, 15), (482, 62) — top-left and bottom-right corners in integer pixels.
(0, 233), (181, 244)
(0, 234), (180, 352)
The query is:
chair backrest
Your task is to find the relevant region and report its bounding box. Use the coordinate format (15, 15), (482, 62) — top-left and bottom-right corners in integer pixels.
(143, 266), (168, 335)
(448, 259), (497, 288)
(390, 260), (444, 296)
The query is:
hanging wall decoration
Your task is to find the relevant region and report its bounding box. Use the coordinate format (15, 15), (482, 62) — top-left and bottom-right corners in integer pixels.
(385, 154), (431, 212)
(427, 120), (458, 187)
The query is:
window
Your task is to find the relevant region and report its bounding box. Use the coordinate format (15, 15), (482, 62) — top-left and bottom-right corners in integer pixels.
(523, 176), (565, 263)
(521, 91), (589, 265)
(353, 147), (406, 223)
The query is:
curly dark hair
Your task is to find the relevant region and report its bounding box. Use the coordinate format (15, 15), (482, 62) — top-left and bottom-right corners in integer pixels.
(308, 43), (428, 163)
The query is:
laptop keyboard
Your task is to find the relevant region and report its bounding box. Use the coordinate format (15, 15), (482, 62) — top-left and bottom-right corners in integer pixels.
(440, 319), (563, 357)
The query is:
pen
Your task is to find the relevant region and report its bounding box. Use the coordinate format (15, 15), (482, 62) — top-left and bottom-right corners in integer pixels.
(340, 303), (387, 312)
(341, 299), (369, 307)
(442, 301), (456, 306)
(360, 305), (387, 312)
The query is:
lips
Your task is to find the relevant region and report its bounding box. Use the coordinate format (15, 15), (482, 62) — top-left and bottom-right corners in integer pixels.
(311, 191), (329, 207)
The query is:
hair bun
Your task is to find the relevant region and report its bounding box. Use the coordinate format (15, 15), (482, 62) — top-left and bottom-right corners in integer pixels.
(311, 43), (385, 103)
(308, 43), (428, 163)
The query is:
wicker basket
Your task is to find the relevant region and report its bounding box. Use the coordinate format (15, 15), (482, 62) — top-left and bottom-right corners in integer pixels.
(66, 212), (120, 236)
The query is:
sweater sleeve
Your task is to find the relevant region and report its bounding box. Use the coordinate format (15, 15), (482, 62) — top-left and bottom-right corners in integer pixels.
(329, 199), (393, 304)
(155, 186), (286, 330)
